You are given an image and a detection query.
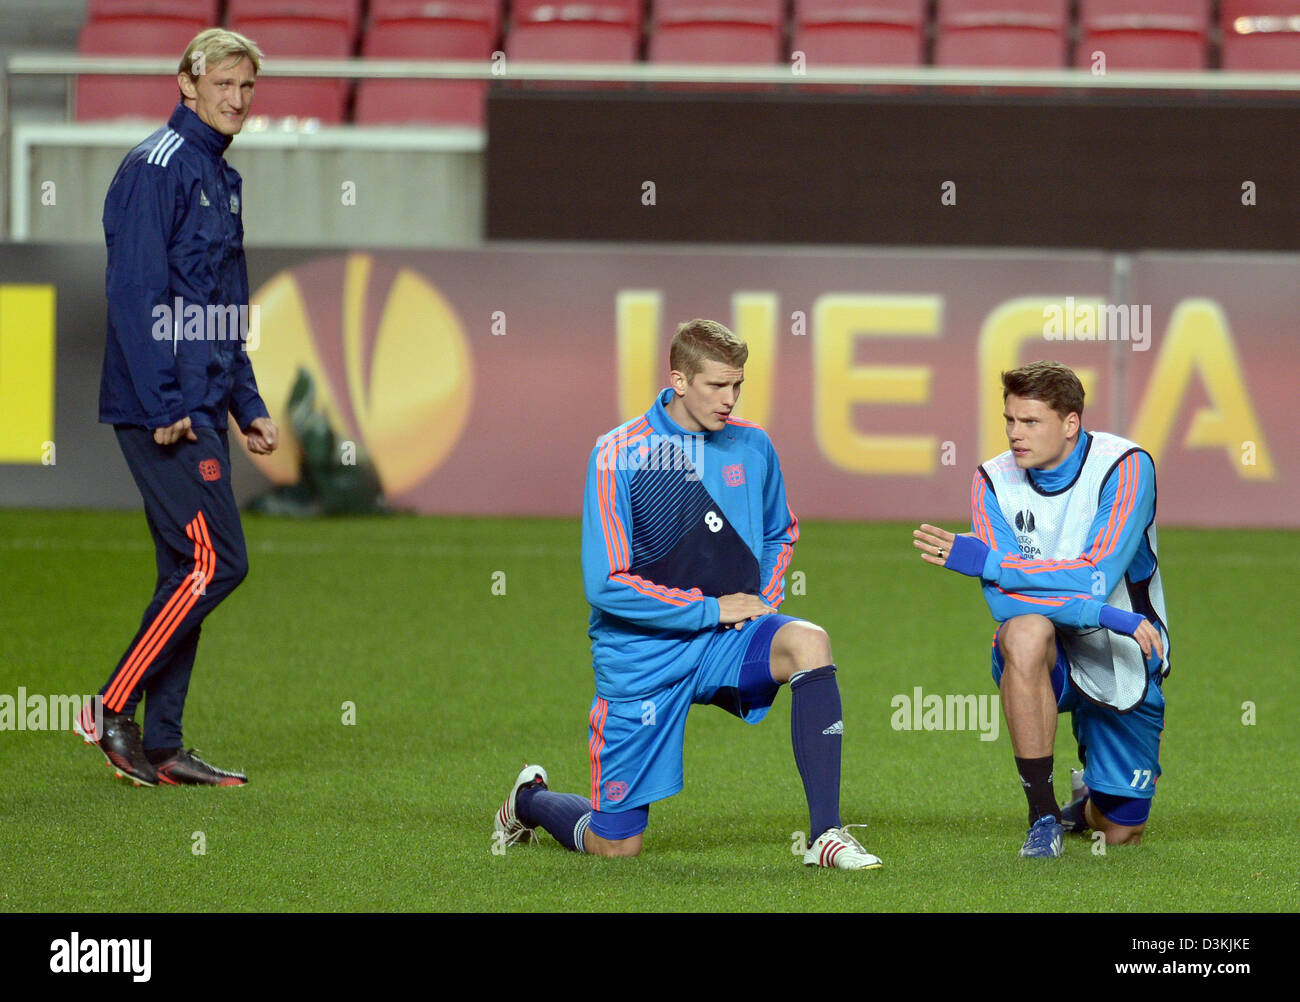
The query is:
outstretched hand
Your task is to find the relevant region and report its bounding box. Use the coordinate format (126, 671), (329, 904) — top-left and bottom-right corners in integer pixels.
(912, 523), (957, 567)
(913, 525), (990, 578)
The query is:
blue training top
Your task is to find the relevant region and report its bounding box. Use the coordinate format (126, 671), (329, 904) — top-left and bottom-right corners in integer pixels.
(581, 388), (798, 701)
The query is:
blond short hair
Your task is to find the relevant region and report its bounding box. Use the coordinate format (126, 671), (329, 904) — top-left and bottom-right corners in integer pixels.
(669, 319), (748, 382)
(178, 27), (263, 90)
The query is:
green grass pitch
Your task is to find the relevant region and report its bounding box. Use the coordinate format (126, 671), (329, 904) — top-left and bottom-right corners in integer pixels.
(1, 509), (1296, 913)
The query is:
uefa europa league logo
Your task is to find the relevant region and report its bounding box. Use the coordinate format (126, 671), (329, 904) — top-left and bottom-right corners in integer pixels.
(246, 253), (474, 495)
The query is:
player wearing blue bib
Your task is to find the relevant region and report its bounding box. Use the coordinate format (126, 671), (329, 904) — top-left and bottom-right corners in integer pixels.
(494, 319), (882, 869)
(914, 361), (1170, 858)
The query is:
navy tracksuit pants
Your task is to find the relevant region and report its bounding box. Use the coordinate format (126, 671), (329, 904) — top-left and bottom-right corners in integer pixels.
(100, 426), (249, 751)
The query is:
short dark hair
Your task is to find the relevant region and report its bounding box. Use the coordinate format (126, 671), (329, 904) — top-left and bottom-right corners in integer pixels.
(669, 319), (748, 382)
(1001, 360), (1085, 419)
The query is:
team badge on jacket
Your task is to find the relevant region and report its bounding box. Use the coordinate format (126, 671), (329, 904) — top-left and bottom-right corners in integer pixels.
(723, 463), (746, 486)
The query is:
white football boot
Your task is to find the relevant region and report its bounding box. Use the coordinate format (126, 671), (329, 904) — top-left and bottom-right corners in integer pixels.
(494, 763), (549, 847)
(1059, 768), (1091, 834)
(804, 824), (883, 870)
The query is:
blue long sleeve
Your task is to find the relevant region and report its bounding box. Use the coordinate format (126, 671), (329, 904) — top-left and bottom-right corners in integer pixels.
(103, 164), (186, 427)
(970, 470), (1107, 629)
(226, 240), (268, 432)
(757, 435), (798, 608)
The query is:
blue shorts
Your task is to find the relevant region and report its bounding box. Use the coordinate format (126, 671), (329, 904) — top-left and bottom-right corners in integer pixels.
(991, 627), (1165, 819)
(587, 614), (798, 839)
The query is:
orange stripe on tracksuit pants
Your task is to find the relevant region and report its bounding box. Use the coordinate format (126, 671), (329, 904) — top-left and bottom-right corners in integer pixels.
(103, 511), (215, 709)
(99, 426), (250, 751)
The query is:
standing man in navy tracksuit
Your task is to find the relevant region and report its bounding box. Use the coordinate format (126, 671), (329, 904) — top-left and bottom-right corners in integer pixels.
(75, 28), (277, 787)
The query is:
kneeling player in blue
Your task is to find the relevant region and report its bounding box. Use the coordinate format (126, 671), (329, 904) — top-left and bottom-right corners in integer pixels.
(913, 361), (1170, 858)
(494, 319), (881, 869)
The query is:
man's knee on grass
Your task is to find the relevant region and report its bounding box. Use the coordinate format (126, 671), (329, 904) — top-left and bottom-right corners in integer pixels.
(1085, 799), (1147, 846)
(584, 831), (643, 857)
(1104, 825), (1145, 846)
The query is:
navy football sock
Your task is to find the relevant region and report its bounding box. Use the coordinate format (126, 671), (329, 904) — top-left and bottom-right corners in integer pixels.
(1015, 755), (1061, 825)
(789, 664), (843, 840)
(516, 785), (592, 853)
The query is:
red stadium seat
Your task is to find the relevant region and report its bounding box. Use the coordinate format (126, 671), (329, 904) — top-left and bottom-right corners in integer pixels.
(507, 1), (642, 63)
(791, 1), (926, 67)
(1075, 1), (1209, 71)
(228, 0), (363, 39)
(649, 1), (787, 65)
(354, 2), (501, 126)
(76, 18), (205, 121)
(654, 0), (782, 20)
(227, 0), (362, 122)
(1220, 1), (1300, 70)
(934, 0), (1069, 68)
(86, 0), (218, 21)
(369, 0), (500, 27)
(511, 0), (639, 25)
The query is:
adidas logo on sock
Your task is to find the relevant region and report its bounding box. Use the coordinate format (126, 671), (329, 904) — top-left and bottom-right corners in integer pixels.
(822, 720), (843, 735)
